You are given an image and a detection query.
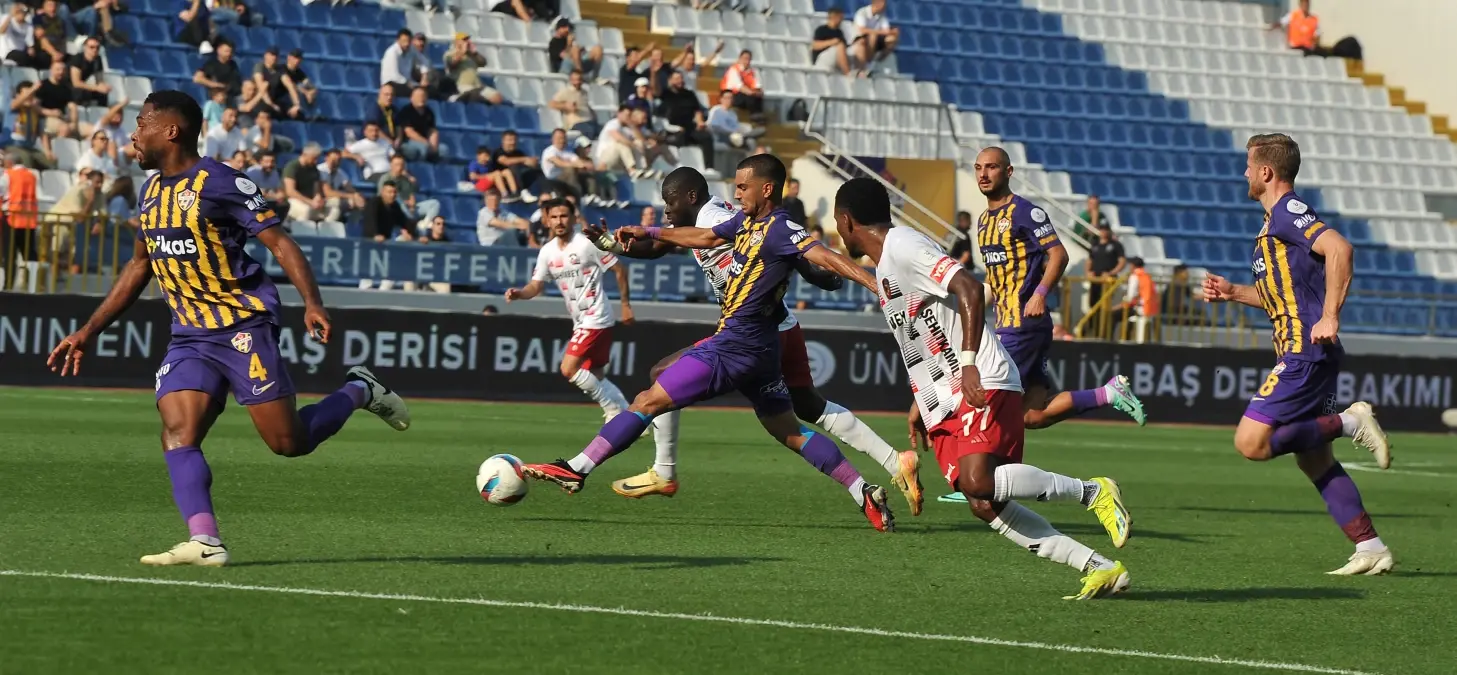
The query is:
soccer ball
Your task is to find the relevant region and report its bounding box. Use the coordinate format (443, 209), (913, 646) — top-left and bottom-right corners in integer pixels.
(476, 454), (528, 506)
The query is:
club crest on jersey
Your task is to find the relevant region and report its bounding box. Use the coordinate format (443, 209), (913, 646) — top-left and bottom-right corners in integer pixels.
(997, 218), (1012, 233)
(1270, 361), (1287, 376)
(749, 231), (765, 246)
(176, 189), (198, 211)
(568, 253), (580, 265)
(231, 331), (253, 353)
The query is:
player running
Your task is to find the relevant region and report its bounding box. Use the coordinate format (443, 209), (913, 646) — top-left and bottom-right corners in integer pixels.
(973, 147), (1145, 430)
(836, 177), (1131, 599)
(46, 91), (408, 568)
(1203, 133), (1393, 576)
(581, 166), (923, 515)
(524, 155), (902, 531)
(505, 198), (634, 421)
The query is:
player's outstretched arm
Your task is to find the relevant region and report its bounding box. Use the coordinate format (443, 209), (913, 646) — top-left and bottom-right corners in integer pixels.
(257, 226), (333, 343)
(584, 219), (674, 259)
(947, 268), (988, 407)
(48, 238), (154, 376)
(1202, 273), (1263, 308)
(1310, 229), (1353, 343)
(619, 225), (725, 250)
(802, 245), (876, 293)
(505, 279), (546, 301)
(793, 257), (844, 292)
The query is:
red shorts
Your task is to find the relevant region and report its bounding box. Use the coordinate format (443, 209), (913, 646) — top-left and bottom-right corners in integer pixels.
(566, 327), (613, 371)
(929, 389), (1025, 488)
(777, 324), (813, 389)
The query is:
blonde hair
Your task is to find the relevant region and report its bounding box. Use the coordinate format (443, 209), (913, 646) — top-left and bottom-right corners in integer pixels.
(1246, 133), (1301, 182)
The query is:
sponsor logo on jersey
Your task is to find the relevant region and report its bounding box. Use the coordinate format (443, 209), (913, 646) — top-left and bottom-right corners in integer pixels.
(149, 235), (198, 256)
(1032, 224), (1055, 238)
(176, 189), (198, 211)
(984, 250), (1008, 265)
(1251, 255), (1267, 276)
(930, 256), (956, 283)
(244, 194), (268, 210)
(1293, 214), (1316, 228)
(231, 331), (253, 353)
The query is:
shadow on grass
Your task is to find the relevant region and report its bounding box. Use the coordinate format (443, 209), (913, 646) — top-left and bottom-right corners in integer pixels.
(1118, 587), (1365, 602)
(1167, 506), (1424, 519)
(230, 553), (785, 569)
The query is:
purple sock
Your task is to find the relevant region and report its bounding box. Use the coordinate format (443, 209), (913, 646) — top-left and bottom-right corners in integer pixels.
(578, 411), (652, 471)
(164, 446), (218, 540)
(1269, 415), (1343, 458)
(800, 431), (862, 489)
(1069, 388), (1108, 414)
(297, 383), (366, 454)
(1313, 464), (1379, 544)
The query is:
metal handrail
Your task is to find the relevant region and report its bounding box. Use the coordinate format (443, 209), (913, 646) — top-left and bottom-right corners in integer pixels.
(800, 96), (960, 248)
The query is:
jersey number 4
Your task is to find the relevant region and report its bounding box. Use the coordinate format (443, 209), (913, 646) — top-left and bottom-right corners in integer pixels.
(248, 353), (269, 381)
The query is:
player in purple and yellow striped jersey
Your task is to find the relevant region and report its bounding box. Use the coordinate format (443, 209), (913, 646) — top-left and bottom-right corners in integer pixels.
(972, 147), (1146, 432)
(1203, 133), (1393, 576)
(47, 91), (410, 568)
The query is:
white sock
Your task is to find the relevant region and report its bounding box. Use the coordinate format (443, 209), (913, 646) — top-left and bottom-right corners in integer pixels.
(569, 369), (625, 417)
(1339, 412), (1359, 437)
(190, 534), (222, 547)
(817, 401), (899, 476)
(848, 476), (866, 507)
(1356, 537), (1387, 553)
(599, 377), (629, 417)
(989, 501), (1108, 572)
(567, 454), (596, 473)
(992, 464), (1089, 503)
(652, 410), (680, 479)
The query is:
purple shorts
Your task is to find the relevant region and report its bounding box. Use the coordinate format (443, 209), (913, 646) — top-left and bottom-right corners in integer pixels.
(656, 332), (792, 416)
(997, 328), (1053, 391)
(155, 322), (295, 407)
(1244, 358), (1338, 426)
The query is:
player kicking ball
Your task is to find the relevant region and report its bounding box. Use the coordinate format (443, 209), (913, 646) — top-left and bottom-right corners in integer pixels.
(836, 177), (1131, 599)
(1204, 133), (1393, 576)
(46, 91), (409, 567)
(524, 155), (902, 531)
(581, 166), (924, 515)
(505, 198), (635, 422)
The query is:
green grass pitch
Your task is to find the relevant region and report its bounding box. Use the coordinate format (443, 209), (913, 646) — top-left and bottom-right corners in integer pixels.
(0, 386), (1451, 674)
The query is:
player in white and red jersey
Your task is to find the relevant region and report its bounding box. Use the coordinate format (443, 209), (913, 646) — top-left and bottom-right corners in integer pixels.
(506, 198), (634, 419)
(583, 167), (923, 516)
(834, 177), (1133, 599)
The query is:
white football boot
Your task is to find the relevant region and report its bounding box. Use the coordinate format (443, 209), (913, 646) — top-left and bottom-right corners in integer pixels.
(1328, 548), (1395, 576)
(347, 366), (411, 431)
(140, 539), (229, 567)
(1343, 402), (1391, 469)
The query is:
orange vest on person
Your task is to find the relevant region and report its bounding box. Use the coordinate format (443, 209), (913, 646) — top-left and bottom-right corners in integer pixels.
(1286, 9), (1319, 50)
(1125, 267), (1159, 317)
(6, 166), (37, 230)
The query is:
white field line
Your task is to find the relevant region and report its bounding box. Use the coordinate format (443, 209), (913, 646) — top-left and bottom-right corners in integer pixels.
(0, 570), (1375, 675)
(1343, 462), (1449, 478)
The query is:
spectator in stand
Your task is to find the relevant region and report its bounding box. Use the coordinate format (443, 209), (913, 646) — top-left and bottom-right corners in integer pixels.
(75, 0), (129, 46)
(363, 180), (409, 242)
(344, 121), (394, 179)
(477, 189), (527, 246)
(33, 0), (67, 48)
(671, 41), (718, 91)
(444, 33), (503, 105)
(103, 175), (139, 234)
(244, 150), (285, 210)
(594, 106), (651, 179)
(281, 50), (319, 119)
(319, 148), (366, 222)
(380, 29), (413, 98)
(851, 0), (898, 75)
(200, 87), (227, 132)
(468, 145), (520, 199)
(948, 209), (973, 265)
(1113, 257), (1158, 339)
(175, 0), (212, 47)
(9, 81), (53, 169)
(657, 71), (713, 166)
(95, 98), (129, 164)
(541, 127), (594, 199)
(617, 43), (653, 104)
(1161, 263), (1196, 324)
(810, 7), (852, 75)
(491, 0), (557, 23)
(0, 150), (41, 282)
(492, 129), (540, 201)
(68, 36), (109, 107)
(76, 129), (116, 185)
(548, 19), (602, 80)
(366, 84), (399, 149)
(283, 143), (338, 226)
(720, 50), (763, 119)
(1085, 224), (1126, 309)
(247, 108), (294, 154)
(706, 89), (763, 150)
(407, 33), (435, 94)
(1076, 193), (1107, 243)
(251, 47), (290, 118)
(645, 47), (673, 97)
(194, 40), (242, 99)
(1271, 0), (1323, 56)
(550, 69), (597, 138)
(623, 77), (652, 115)
(630, 107), (675, 171)
(419, 215), (450, 243)
(35, 61), (78, 140)
(377, 154), (442, 230)
(782, 178), (807, 226)
(210, 0), (262, 27)
(203, 107), (246, 160)
(1, 4), (34, 65)
(397, 86), (443, 162)
(47, 167), (104, 271)
(639, 205), (657, 227)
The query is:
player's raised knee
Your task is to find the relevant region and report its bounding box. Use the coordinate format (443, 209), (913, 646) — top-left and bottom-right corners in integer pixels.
(1233, 434), (1273, 461)
(955, 470), (996, 501)
(261, 431), (311, 458)
(628, 388), (672, 416)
